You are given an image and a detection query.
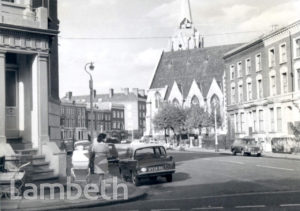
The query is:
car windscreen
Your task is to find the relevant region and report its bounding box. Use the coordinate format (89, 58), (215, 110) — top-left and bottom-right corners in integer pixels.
(247, 140), (257, 145)
(134, 148), (155, 160)
(74, 142), (90, 150)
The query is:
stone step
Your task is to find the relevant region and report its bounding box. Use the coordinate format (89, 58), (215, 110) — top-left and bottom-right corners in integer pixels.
(33, 169), (54, 174)
(15, 149), (38, 155)
(32, 172), (58, 182)
(32, 161), (50, 167)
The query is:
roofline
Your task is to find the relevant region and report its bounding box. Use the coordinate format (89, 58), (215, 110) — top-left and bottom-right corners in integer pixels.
(0, 23), (59, 36)
(224, 19), (300, 59)
(149, 51), (164, 89)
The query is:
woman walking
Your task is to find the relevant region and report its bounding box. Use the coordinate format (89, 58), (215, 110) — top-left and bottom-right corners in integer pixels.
(91, 133), (109, 195)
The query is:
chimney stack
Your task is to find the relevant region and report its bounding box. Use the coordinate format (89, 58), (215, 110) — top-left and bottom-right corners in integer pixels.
(132, 88), (139, 96)
(109, 88), (114, 98)
(123, 88), (129, 95)
(66, 91), (72, 100)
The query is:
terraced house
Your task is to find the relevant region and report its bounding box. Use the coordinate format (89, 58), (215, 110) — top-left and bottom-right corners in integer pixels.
(225, 20), (300, 152)
(0, 0), (65, 180)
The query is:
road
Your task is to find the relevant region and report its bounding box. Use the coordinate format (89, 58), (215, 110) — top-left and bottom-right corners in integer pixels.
(69, 150), (300, 211)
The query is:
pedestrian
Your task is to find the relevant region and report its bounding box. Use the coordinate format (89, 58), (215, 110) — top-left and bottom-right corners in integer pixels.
(91, 133), (109, 194)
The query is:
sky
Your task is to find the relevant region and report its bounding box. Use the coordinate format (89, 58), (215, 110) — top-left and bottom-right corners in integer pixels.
(58, 0), (300, 97)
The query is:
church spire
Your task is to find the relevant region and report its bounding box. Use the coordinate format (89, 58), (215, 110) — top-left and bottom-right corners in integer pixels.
(179, 0), (193, 29)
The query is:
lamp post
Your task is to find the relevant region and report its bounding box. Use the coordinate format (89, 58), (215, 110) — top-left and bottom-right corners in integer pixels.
(213, 98), (219, 152)
(85, 62), (95, 142)
(146, 101), (152, 137)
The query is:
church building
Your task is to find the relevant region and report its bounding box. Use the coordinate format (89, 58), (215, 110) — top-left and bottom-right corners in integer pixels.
(145, 0), (240, 137)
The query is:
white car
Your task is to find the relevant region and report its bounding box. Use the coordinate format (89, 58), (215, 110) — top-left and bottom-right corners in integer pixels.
(72, 140), (91, 169)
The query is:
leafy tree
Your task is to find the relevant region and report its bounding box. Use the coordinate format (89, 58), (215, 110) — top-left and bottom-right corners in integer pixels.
(185, 106), (210, 135)
(153, 102), (187, 143)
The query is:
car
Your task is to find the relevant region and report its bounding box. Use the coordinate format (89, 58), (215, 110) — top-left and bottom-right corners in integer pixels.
(106, 137), (120, 144)
(118, 144), (176, 186)
(107, 143), (119, 163)
(231, 138), (262, 157)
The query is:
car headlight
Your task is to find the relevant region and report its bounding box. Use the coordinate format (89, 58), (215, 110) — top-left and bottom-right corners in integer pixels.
(140, 167), (147, 172)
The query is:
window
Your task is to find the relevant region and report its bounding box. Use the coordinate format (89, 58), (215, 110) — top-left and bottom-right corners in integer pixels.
(253, 110), (257, 132)
(280, 43), (287, 63)
(238, 84), (243, 103)
(269, 48), (275, 67)
(241, 112), (245, 133)
(270, 75), (276, 96)
(237, 62), (242, 77)
(191, 95), (200, 106)
(230, 65), (235, 80)
(231, 85), (235, 104)
(257, 79), (263, 99)
(155, 92), (161, 108)
(282, 72), (288, 94)
(247, 81), (252, 101)
(275, 107), (282, 132)
(236, 113), (239, 133)
(246, 58), (251, 75)
(270, 108), (274, 132)
(259, 110), (264, 132)
(298, 69), (300, 90)
(172, 98), (180, 106)
(295, 38), (300, 58)
(256, 54), (261, 71)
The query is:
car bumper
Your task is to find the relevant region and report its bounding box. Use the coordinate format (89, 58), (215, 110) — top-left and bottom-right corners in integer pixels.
(137, 169), (175, 178)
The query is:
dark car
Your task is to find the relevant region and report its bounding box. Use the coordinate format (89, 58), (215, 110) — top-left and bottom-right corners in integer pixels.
(107, 143), (119, 163)
(231, 138), (262, 156)
(118, 144), (175, 186)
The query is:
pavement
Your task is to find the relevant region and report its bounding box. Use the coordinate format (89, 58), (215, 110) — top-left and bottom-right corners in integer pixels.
(0, 170), (146, 211)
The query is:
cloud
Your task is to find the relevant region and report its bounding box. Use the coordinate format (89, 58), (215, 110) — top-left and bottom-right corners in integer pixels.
(222, 4), (259, 22)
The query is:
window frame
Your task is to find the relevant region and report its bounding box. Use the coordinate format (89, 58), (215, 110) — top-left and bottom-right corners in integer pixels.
(279, 42), (287, 64)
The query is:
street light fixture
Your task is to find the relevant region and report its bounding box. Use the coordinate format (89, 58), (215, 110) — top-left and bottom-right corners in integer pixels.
(85, 62), (95, 142)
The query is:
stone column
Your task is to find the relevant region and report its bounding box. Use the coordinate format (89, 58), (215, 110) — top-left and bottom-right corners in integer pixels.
(0, 51), (6, 143)
(31, 53), (49, 152)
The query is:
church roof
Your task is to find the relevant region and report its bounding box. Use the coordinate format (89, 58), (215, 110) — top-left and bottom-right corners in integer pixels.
(149, 44), (242, 99)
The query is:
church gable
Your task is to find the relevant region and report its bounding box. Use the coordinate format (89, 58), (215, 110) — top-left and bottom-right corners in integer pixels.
(168, 81), (183, 104)
(185, 80), (204, 107)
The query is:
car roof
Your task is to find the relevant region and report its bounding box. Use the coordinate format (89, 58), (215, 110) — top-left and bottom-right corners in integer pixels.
(74, 140), (90, 146)
(130, 144), (165, 151)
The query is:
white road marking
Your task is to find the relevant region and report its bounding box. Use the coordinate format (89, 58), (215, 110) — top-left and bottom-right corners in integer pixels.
(256, 164), (294, 171)
(222, 160), (244, 165)
(235, 205), (266, 208)
(151, 209), (180, 211)
(192, 207), (223, 210)
(280, 204), (300, 207)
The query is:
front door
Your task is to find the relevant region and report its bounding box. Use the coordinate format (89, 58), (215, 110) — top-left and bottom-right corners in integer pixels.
(5, 68), (19, 138)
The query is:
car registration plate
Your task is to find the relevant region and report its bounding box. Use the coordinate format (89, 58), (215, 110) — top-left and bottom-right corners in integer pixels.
(148, 166), (164, 172)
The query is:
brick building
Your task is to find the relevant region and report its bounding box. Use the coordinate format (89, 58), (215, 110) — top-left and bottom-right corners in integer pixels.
(224, 20), (300, 152)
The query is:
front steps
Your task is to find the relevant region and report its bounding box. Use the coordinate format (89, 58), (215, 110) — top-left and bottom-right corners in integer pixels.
(8, 141), (59, 183)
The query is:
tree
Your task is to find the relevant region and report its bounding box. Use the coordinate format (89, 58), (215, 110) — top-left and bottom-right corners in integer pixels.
(152, 102), (187, 143)
(185, 106), (210, 135)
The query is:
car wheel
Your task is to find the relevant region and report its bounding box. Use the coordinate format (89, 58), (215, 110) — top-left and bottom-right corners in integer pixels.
(232, 150), (237, 156)
(241, 149), (245, 156)
(131, 171), (140, 186)
(166, 174), (173, 182)
(257, 153), (261, 157)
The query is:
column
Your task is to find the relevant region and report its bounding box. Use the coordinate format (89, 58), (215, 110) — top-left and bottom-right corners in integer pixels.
(31, 53), (49, 151)
(0, 51), (6, 143)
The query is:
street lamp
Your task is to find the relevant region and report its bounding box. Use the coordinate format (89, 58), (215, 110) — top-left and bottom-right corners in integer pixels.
(212, 98), (219, 152)
(85, 62), (95, 142)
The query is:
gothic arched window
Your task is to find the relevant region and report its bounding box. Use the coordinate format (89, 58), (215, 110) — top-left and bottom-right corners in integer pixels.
(191, 95), (200, 107)
(172, 98), (180, 106)
(210, 94), (220, 116)
(155, 92), (161, 108)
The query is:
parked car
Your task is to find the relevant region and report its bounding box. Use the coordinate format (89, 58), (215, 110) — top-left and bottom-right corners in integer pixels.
(231, 138), (262, 156)
(107, 143), (119, 163)
(118, 144), (176, 186)
(106, 137), (120, 144)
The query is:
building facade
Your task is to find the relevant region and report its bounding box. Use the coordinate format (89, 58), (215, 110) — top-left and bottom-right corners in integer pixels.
(0, 0), (63, 177)
(224, 20), (300, 152)
(71, 88), (147, 138)
(145, 0), (240, 137)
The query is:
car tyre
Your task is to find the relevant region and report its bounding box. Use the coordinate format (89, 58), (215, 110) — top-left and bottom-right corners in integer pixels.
(131, 171), (140, 186)
(232, 150), (237, 156)
(257, 153), (261, 157)
(166, 174), (173, 182)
